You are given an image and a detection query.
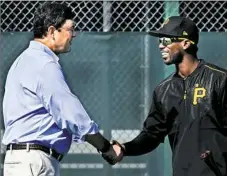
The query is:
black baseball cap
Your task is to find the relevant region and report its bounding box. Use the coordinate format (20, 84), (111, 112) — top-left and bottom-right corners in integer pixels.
(149, 16), (199, 44)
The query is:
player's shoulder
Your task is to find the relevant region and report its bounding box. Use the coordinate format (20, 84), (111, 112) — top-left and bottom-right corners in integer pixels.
(154, 73), (175, 92)
(159, 73), (175, 85)
(202, 60), (227, 76)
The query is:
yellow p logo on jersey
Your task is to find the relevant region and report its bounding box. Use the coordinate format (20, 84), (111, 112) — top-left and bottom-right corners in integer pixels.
(193, 84), (206, 105)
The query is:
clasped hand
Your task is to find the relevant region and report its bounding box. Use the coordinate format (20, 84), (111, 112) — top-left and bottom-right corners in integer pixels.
(101, 140), (124, 165)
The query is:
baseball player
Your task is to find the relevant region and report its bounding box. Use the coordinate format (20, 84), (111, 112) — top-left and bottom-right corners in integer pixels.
(103, 16), (227, 176)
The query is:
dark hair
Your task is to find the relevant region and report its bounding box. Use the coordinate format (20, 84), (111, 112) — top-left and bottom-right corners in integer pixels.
(33, 2), (74, 38)
(185, 44), (198, 57)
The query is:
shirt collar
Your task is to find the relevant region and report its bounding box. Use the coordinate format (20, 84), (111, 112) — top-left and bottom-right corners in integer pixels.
(29, 40), (59, 62)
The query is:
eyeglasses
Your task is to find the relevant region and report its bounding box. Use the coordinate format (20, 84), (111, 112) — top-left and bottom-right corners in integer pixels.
(159, 37), (195, 46)
(58, 27), (76, 36)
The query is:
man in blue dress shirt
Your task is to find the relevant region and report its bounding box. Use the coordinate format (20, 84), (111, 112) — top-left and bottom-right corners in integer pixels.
(2, 2), (122, 176)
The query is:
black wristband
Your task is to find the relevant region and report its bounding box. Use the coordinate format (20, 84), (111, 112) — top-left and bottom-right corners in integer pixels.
(85, 133), (111, 153)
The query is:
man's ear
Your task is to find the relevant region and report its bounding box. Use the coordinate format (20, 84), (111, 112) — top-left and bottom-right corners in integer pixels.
(182, 39), (191, 50)
(47, 25), (56, 40)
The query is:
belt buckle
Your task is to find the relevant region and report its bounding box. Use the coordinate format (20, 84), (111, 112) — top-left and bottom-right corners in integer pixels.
(9, 144), (13, 153)
(26, 143), (30, 152)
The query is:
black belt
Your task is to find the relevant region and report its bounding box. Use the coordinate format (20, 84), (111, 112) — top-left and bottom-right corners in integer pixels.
(6, 143), (64, 162)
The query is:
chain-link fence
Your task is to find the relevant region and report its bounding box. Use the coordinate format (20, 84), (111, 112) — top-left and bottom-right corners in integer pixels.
(1, 1), (227, 176)
(1, 1), (226, 32)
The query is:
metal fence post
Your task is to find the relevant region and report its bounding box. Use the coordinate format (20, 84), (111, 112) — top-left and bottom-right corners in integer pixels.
(103, 1), (112, 32)
(102, 1), (113, 176)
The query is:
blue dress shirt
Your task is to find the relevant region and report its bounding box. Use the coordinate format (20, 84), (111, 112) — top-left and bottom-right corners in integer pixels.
(2, 41), (99, 154)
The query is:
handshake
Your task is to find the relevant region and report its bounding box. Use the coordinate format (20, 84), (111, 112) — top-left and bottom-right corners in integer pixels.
(101, 140), (125, 165)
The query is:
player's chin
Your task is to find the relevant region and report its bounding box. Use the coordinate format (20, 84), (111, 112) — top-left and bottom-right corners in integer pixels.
(162, 57), (172, 65)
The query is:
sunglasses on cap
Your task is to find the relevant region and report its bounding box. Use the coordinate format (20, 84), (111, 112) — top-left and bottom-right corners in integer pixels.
(159, 37), (195, 46)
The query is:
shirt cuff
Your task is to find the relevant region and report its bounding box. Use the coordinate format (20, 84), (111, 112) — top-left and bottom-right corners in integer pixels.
(72, 121), (99, 143)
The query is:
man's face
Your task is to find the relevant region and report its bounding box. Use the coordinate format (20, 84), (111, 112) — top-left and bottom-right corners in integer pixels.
(54, 20), (76, 54)
(158, 37), (184, 65)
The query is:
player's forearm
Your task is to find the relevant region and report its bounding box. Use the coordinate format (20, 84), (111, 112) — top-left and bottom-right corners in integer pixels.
(85, 132), (111, 153)
(122, 131), (162, 156)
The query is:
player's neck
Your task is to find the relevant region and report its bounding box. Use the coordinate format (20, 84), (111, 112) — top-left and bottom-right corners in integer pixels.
(176, 55), (199, 78)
